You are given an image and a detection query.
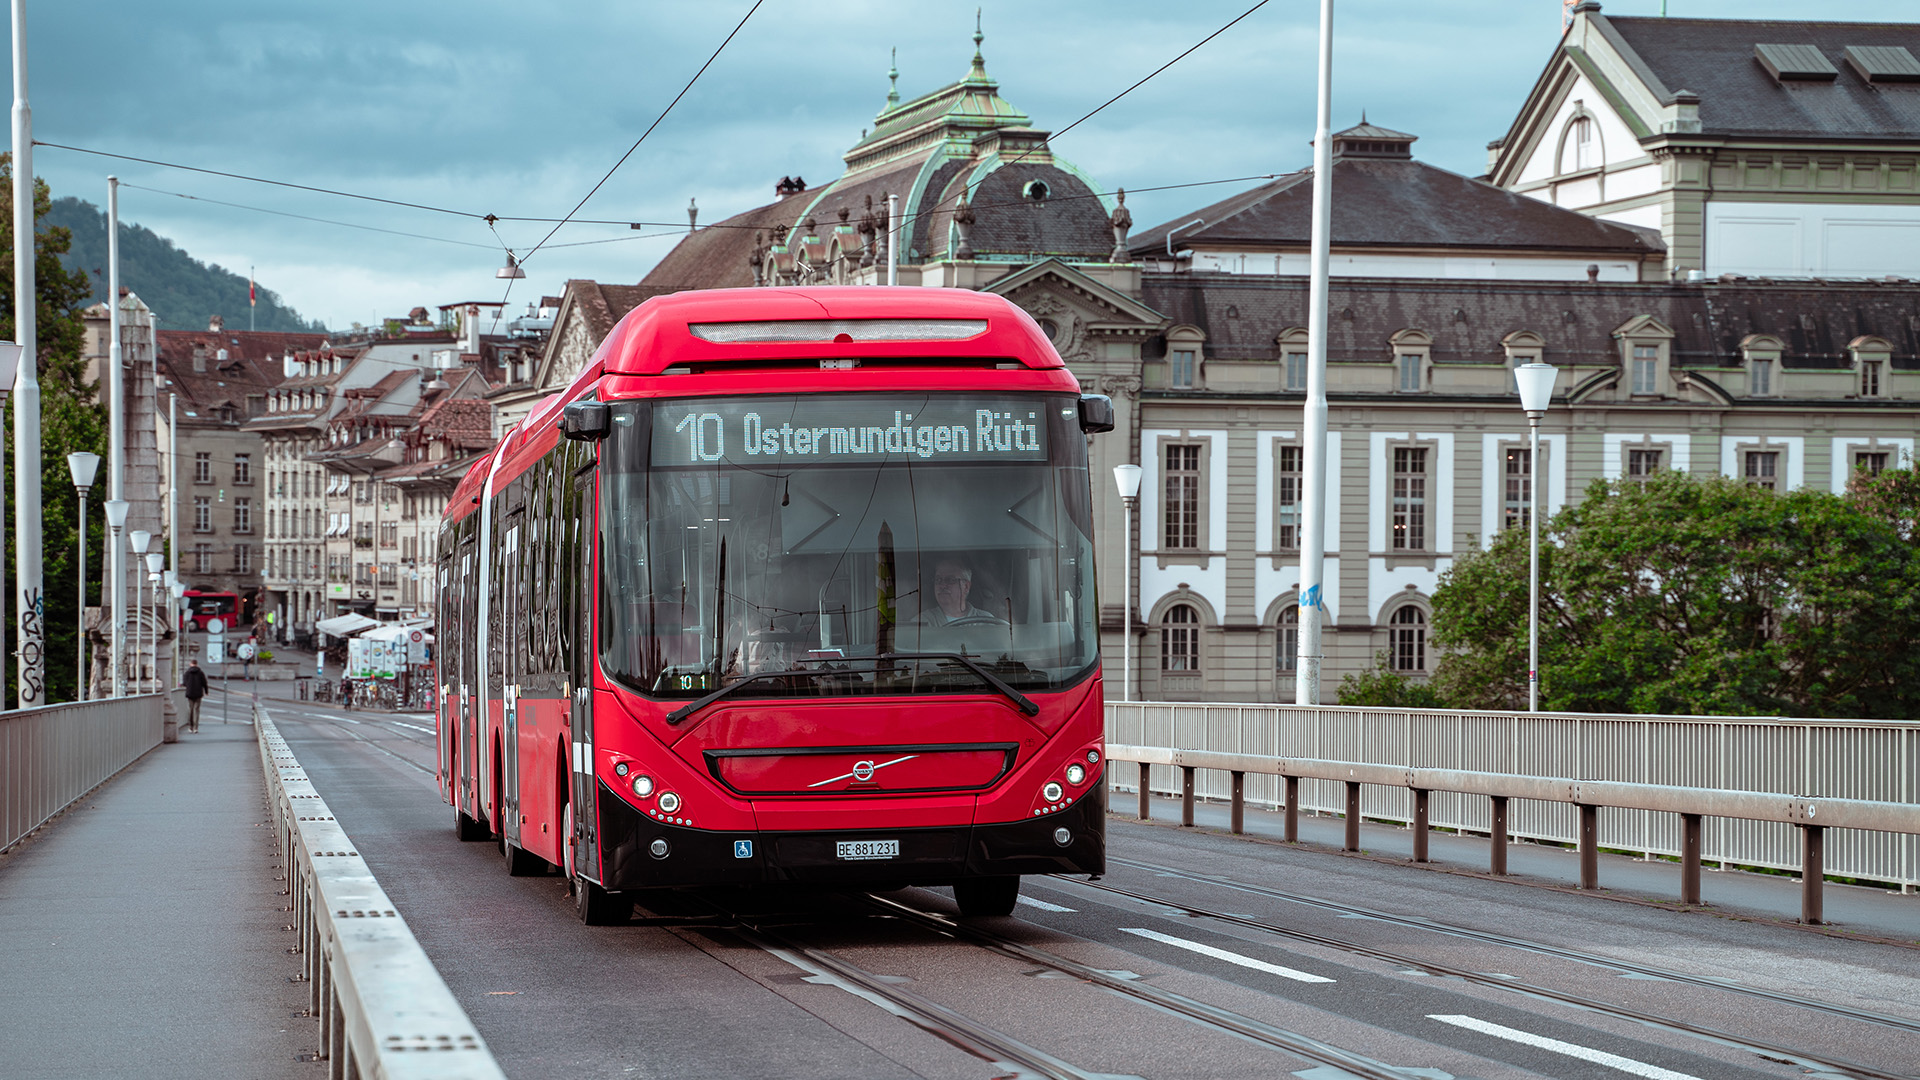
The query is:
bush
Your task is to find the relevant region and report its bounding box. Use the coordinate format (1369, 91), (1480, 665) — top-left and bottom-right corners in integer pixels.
(1336, 651), (1448, 709)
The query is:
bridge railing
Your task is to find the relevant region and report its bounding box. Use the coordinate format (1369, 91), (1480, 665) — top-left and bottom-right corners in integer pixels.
(1107, 702), (1920, 907)
(256, 704), (506, 1080)
(1, 693), (171, 852)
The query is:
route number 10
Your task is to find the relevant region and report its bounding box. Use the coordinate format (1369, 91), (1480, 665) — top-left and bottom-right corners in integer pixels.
(675, 413), (725, 462)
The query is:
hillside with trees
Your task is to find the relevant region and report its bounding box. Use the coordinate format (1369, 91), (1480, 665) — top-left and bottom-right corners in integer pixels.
(46, 196), (326, 333)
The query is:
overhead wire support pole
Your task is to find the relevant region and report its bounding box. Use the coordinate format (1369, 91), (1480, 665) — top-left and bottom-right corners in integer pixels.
(108, 176), (125, 697)
(12, 0), (44, 706)
(1294, 0), (1334, 704)
(886, 193), (899, 286)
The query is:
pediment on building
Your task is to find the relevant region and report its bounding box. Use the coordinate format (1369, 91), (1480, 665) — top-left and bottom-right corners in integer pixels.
(986, 259), (1166, 367)
(1611, 313), (1676, 340)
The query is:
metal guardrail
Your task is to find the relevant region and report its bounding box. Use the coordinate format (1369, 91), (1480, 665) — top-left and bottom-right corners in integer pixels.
(256, 704), (507, 1080)
(1106, 742), (1920, 925)
(1, 693), (170, 852)
(1108, 702), (1920, 893)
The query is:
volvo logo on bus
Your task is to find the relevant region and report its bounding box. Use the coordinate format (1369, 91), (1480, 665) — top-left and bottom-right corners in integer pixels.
(852, 760), (876, 781)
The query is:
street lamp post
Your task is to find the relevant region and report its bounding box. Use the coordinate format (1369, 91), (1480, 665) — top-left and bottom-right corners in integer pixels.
(1515, 362), (1560, 712)
(129, 529), (150, 693)
(1112, 464), (1142, 703)
(104, 500), (128, 696)
(67, 452), (100, 700)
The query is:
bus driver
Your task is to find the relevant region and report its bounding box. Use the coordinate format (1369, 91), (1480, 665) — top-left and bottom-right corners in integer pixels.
(916, 559), (1003, 626)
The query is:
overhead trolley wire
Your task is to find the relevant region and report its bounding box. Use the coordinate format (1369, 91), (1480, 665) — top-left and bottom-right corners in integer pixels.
(119, 183), (503, 250)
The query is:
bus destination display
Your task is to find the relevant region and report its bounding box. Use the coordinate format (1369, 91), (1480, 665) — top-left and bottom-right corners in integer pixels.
(658, 396), (1051, 465)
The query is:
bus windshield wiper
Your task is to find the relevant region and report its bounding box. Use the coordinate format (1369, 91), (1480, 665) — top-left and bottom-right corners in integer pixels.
(879, 652), (1039, 716)
(664, 652), (1039, 725)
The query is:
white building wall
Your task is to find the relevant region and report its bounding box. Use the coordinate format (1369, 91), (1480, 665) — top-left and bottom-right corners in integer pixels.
(1254, 430), (1343, 621)
(1600, 432), (1692, 480)
(1477, 431), (1567, 547)
(1138, 427), (1230, 622)
(1191, 251), (1642, 282)
(1705, 201), (1920, 279)
(1829, 436), (1915, 491)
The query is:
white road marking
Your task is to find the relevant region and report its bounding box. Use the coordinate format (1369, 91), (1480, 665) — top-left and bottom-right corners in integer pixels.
(1428, 1014), (1704, 1080)
(1017, 896), (1075, 913)
(388, 721), (433, 733)
(1120, 927), (1335, 983)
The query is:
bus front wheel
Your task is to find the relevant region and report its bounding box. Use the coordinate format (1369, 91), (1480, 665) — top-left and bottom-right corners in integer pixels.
(953, 876), (1020, 917)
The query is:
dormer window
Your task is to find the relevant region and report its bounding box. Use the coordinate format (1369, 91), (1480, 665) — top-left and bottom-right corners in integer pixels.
(1163, 325), (1206, 391)
(1739, 333), (1785, 398)
(1850, 336), (1892, 399)
(1388, 328), (1433, 392)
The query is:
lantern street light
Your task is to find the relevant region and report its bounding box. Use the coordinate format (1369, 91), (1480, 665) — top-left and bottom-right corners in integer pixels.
(1112, 463), (1143, 703)
(67, 452), (100, 700)
(145, 552), (165, 692)
(128, 529), (150, 694)
(1515, 362), (1560, 712)
(103, 500), (129, 696)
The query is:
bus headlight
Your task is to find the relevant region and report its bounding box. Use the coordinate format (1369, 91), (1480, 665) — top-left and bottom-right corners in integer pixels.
(614, 762), (629, 777)
(1065, 764), (1086, 785)
(1042, 781), (1063, 803)
(658, 791), (681, 814)
(631, 775), (654, 798)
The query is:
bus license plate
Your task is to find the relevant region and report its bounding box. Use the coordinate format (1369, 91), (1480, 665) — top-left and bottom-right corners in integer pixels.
(835, 839), (899, 861)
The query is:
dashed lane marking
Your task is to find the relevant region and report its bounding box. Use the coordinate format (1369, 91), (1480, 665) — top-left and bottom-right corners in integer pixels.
(1427, 1014), (1704, 1080)
(1120, 927), (1335, 984)
(1017, 896), (1076, 913)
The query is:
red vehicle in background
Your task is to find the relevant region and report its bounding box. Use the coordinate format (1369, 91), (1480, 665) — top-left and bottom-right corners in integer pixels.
(182, 590), (241, 632)
(436, 287), (1112, 923)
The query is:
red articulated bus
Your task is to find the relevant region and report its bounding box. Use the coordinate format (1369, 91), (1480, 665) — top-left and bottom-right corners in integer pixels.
(437, 287), (1112, 923)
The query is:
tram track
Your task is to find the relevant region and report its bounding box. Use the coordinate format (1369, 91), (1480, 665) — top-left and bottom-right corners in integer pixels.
(1103, 855), (1920, 1040)
(1050, 873), (1915, 1080)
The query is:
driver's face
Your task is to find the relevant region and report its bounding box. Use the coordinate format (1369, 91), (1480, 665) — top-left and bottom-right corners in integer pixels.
(933, 564), (971, 617)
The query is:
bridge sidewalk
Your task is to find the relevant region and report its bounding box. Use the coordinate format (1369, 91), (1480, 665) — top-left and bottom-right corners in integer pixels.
(1124, 791), (1920, 945)
(0, 708), (311, 1079)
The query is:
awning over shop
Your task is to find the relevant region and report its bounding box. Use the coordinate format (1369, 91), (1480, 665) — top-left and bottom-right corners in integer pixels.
(315, 612), (381, 637)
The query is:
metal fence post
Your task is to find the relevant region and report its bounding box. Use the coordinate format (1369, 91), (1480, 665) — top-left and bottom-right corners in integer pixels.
(1138, 761), (1150, 821)
(1284, 775), (1299, 842)
(1490, 795), (1509, 875)
(1579, 804), (1599, 889)
(1413, 788), (1430, 863)
(1681, 813), (1703, 905)
(1802, 824), (1825, 925)
(1230, 771), (1245, 835)
(1181, 767), (1196, 827)
(1344, 780), (1361, 852)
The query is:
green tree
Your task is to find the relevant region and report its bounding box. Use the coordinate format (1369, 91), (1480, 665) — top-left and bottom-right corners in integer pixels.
(1, 154), (107, 707)
(1431, 470), (1920, 719)
(1335, 650), (1448, 709)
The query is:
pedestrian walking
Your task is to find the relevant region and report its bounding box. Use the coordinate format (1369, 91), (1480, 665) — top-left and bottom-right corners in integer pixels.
(182, 659), (208, 733)
(340, 675), (353, 711)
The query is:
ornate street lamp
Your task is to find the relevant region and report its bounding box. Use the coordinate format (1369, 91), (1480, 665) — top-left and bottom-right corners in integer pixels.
(129, 529), (150, 694)
(67, 452), (100, 700)
(103, 499), (129, 696)
(1515, 362), (1560, 712)
(1112, 463), (1143, 703)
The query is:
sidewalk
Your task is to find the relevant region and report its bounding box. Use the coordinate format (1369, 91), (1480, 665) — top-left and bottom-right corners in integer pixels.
(1120, 790), (1920, 944)
(0, 715), (311, 1079)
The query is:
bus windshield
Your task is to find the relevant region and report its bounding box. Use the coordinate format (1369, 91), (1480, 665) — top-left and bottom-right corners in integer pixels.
(599, 392), (1098, 701)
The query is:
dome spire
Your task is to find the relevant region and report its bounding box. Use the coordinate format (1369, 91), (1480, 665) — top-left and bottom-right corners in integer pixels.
(887, 46), (900, 108)
(966, 8), (989, 82)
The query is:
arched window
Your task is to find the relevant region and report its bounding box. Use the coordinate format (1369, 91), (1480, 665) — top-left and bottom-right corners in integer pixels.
(1162, 604), (1200, 672)
(1572, 116), (1594, 170)
(1276, 604), (1299, 672)
(1390, 606), (1427, 672)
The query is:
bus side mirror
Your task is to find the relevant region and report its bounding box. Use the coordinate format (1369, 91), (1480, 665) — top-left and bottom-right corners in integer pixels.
(1078, 394), (1115, 434)
(561, 401), (610, 441)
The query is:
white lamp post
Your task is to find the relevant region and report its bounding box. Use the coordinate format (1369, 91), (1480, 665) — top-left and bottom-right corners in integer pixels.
(1112, 463), (1142, 703)
(103, 500), (128, 696)
(1515, 362), (1559, 712)
(145, 552), (165, 689)
(67, 452), (100, 700)
(129, 529), (150, 693)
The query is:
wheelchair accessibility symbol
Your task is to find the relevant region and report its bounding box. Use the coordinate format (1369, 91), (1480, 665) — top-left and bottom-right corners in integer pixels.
(733, 840), (753, 859)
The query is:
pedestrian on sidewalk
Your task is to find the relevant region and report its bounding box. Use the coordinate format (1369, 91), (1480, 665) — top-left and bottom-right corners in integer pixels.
(340, 675), (353, 711)
(182, 659), (208, 733)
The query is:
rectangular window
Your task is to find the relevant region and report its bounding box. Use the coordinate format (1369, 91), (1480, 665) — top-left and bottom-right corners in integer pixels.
(1276, 445), (1302, 550)
(193, 496), (212, 533)
(233, 453), (252, 484)
(1391, 447), (1428, 551)
(1502, 448), (1532, 531)
(233, 544), (253, 573)
(1161, 608), (1199, 672)
(1856, 451), (1889, 475)
(1398, 354), (1423, 392)
(380, 522), (399, 548)
(402, 494), (416, 521)
(1163, 444), (1200, 549)
(1744, 451), (1778, 490)
(1170, 349), (1196, 390)
(1632, 345), (1659, 394)
(194, 452), (212, 484)
(1749, 359), (1772, 396)
(1861, 362), (1882, 398)
(379, 562), (398, 587)
(354, 562), (373, 586)
(354, 481), (371, 504)
(233, 497), (252, 534)
(193, 543), (213, 573)
(1284, 352), (1308, 392)
(1627, 448), (1663, 480)
(1391, 608), (1428, 672)
(1276, 607), (1299, 673)
(403, 535), (417, 561)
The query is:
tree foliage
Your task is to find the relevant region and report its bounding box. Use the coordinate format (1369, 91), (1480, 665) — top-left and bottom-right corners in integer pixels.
(1432, 469), (1920, 719)
(1, 155), (108, 706)
(45, 195), (326, 334)
(1336, 651), (1447, 709)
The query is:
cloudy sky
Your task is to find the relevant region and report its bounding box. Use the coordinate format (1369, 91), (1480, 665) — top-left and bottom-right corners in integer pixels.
(27, 0), (1918, 329)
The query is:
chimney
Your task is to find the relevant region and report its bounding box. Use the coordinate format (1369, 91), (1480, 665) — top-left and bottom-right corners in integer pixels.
(208, 314), (224, 332)
(1587, 264), (1600, 283)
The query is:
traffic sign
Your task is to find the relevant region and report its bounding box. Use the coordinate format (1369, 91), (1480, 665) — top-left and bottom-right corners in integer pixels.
(237, 643), (256, 661)
(206, 618), (225, 636)
(207, 640), (225, 664)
